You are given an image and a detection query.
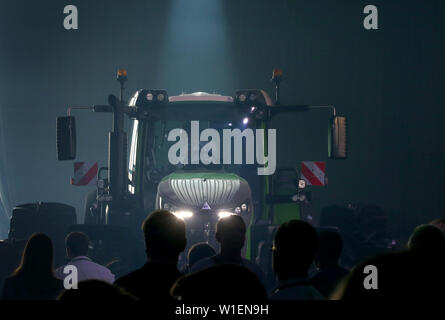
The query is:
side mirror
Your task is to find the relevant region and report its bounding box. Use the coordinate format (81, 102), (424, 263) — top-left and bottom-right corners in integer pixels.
(328, 116), (347, 159)
(57, 116), (76, 160)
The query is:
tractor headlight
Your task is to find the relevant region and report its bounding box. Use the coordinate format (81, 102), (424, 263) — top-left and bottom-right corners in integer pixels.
(173, 210), (194, 219)
(136, 89), (169, 107)
(218, 211), (234, 219)
(241, 203), (247, 212)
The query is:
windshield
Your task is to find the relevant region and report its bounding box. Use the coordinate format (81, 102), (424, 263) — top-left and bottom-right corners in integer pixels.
(149, 119), (250, 174)
(128, 102), (262, 213)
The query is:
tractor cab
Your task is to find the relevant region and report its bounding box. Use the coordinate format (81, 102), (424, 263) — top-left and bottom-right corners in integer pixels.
(127, 91), (275, 258)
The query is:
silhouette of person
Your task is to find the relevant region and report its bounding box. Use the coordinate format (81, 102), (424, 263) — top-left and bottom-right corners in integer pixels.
(182, 242), (216, 273)
(190, 215), (266, 289)
(407, 224), (445, 250)
(270, 220), (324, 300)
(55, 232), (115, 283)
(310, 229), (349, 297)
(171, 264), (268, 302)
(58, 280), (136, 300)
(332, 224), (445, 300)
(114, 210), (187, 300)
(2, 233), (63, 300)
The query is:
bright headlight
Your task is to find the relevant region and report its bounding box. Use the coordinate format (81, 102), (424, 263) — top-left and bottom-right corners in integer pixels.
(298, 179), (306, 189)
(218, 211), (233, 219)
(173, 210), (193, 219)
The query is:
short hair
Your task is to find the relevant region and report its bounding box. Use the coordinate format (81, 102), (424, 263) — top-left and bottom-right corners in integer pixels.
(408, 224), (445, 250)
(66, 232), (90, 257)
(187, 243), (216, 268)
(142, 210), (186, 257)
(216, 215), (246, 235)
(274, 220), (318, 271)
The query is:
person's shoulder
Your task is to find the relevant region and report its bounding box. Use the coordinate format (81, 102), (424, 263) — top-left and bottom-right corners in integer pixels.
(3, 274), (18, 286)
(2, 275), (19, 299)
(115, 265), (149, 286)
(86, 260), (113, 273)
(242, 258), (264, 274)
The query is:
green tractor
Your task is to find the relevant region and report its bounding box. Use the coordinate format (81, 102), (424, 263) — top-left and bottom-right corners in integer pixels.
(57, 70), (347, 273)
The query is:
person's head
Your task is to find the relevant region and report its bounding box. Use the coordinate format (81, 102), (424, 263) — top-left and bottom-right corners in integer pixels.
(315, 229), (343, 269)
(273, 220), (318, 281)
(58, 280), (136, 300)
(65, 232), (90, 259)
(15, 233), (55, 278)
(332, 248), (445, 300)
(171, 264), (268, 302)
(407, 224), (445, 250)
(215, 215), (246, 251)
(429, 218), (445, 233)
(142, 209), (187, 262)
(187, 242), (216, 269)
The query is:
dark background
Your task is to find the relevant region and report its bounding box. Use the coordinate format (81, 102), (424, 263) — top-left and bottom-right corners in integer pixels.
(0, 0), (443, 241)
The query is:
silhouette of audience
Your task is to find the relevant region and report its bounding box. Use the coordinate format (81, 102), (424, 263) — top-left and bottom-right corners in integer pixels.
(58, 280), (135, 300)
(182, 242), (216, 273)
(171, 264), (268, 302)
(4, 207), (445, 302)
(190, 215), (266, 289)
(2, 233), (63, 300)
(114, 210), (186, 300)
(332, 224), (445, 300)
(55, 232), (115, 283)
(270, 220), (324, 300)
(311, 229), (349, 297)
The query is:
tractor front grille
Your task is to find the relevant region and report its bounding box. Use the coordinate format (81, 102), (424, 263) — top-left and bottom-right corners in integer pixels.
(169, 178), (240, 208)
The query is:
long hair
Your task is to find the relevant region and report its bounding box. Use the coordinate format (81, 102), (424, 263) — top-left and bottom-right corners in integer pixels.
(14, 233), (55, 279)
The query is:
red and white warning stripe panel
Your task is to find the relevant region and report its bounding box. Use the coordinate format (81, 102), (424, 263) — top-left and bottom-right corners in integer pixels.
(301, 161), (326, 186)
(71, 161), (98, 186)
